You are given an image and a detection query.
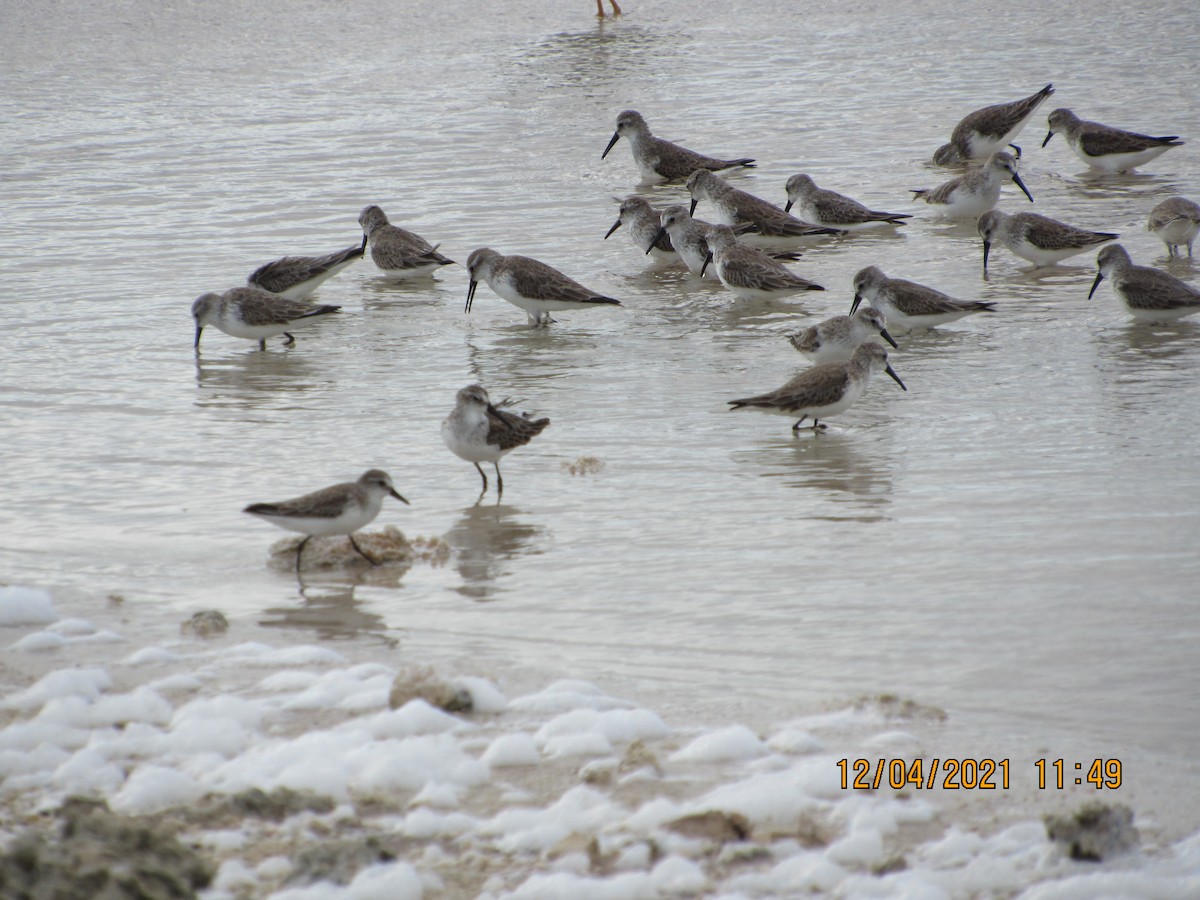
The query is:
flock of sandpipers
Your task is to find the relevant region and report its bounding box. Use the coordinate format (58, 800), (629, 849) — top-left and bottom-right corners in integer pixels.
(201, 85), (1199, 572)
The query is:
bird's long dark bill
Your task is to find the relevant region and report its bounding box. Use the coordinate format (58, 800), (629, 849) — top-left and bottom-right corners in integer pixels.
(646, 226), (668, 255)
(982, 239), (991, 273)
(1011, 172), (1034, 203)
(885, 365), (907, 391)
(1088, 272), (1105, 300)
(879, 328), (899, 349)
(601, 131), (620, 159)
(1041, 130), (1055, 148)
(688, 198), (699, 216)
(389, 488), (410, 505)
(783, 199), (794, 213)
(604, 219), (622, 239)
(700, 252), (713, 277)
(850, 293), (863, 314)
(465, 279), (478, 313)
(193, 325), (203, 348)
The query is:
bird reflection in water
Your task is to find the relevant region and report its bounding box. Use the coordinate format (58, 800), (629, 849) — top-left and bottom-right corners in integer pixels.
(193, 352), (328, 410)
(259, 580), (401, 648)
(444, 504), (548, 601)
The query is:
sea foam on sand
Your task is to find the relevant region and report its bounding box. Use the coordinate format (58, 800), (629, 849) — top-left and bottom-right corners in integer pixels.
(1, 587), (1199, 898)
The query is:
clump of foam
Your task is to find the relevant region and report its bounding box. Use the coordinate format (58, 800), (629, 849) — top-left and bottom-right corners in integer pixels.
(0, 585), (58, 626)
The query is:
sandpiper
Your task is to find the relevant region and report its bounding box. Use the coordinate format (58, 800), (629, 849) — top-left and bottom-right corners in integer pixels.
(191, 287), (340, 350)
(728, 342), (906, 433)
(912, 151), (1033, 219)
(605, 196), (678, 266)
(783, 174), (911, 230)
(649, 206), (784, 277)
(465, 248), (621, 326)
(442, 384), (550, 499)
(358, 205), (454, 279)
(247, 238), (366, 299)
(1089, 244), (1200, 323)
(852, 266), (994, 331)
(1147, 197), (1200, 258)
(978, 209), (1117, 271)
(687, 169), (842, 247)
(932, 83), (1055, 165)
(601, 110), (755, 183)
(244, 469), (409, 574)
(787, 306), (898, 365)
(704, 225), (824, 300)
(1042, 109), (1184, 174)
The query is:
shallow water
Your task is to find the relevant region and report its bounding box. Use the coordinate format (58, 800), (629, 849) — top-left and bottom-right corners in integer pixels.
(3, 0), (1200, 841)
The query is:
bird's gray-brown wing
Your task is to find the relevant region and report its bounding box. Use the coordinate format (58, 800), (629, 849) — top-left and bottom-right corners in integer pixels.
(891, 279), (989, 314)
(723, 250), (823, 292)
(956, 84), (1053, 141)
(912, 175), (963, 205)
(732, 191), (842, 237)
(652, 137), (755, 181)
(372, 226), (454, 269)
(1025, 216), (1116, 251)
(486, 404), (551, 451)
(244, 483), (357, 519)
(730, 364), (850, 412)
(817, 189), (910, 225)
(248, 243), (365, 293)
(232, 289), (340, 325)
(1124, 268), (1200, 311)
(1079, 126), (1180, 157)
(788, 325), (820, 354)
(1148, 200), (1200, 231)
(507, 257), (620, 305)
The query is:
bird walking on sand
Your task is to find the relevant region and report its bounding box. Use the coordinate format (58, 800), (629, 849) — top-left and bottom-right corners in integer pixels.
(192, 287), (340, 351)
(359, 205), (454, 279)
(932, 83), (1055, 166)
(244, 469), (409, 575)
(728, 342), (906, 433)
(465, 248), (621, 327)
(247, 239), (365, 299)
(1089, 244), (1200, 323)
(442, 384), (550, 500)
(1042, 108), (1184, 174)
(602, 110), (755, 183)
(1147, 197), (1200, 258)
(978, 209), (1117, 272)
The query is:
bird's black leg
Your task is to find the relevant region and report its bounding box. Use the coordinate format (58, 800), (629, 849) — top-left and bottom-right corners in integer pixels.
(258, 338), (267, 350)
(295, 535), (311, 575)
(474, 462), (488, 494)
(495, 463), (504, 500)
(283, 332), (296, 345)
(348, 534), (380, 566)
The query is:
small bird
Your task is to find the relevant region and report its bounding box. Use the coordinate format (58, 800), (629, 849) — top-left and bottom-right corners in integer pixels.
(246, 238), (366, 299)
(687, 169), (842, 247)
(191, 287), (340, 351)
(465, 248), (621, 326)
(358, 205), (454, 279)
(605, 195), (677, 266)
(852, 266), (994, 332)
(601, 110), (755, 183)
(787, 306), (898, 365)
(704, 225), (824, 300)
(932, 83), (1055, 166)
(728, 342), (906, 433)
(1042, 109), (1184, 174)
(783, 174), (911, 230)
(647, 206), (772, 276)
(442, 384), (550, 499)
(978, 210), (1117, 272)
(1088, 244), (1200, 323)
(912, 151), (1033, 219)
(244, 469), (409, 574)
(1147, 197), (1200, 258)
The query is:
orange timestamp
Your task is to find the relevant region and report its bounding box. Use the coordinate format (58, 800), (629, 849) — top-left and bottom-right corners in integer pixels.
(837, 758), (1123, 791)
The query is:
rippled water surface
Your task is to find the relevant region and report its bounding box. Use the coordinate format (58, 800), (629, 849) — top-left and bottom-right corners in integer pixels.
(3, 0), (1199, 832)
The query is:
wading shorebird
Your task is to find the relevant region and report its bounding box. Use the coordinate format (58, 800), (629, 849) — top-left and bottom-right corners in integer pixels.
(1042, 108), (1184, 174)
(442, 384), (550, 500)
(601, 109), (755, 183)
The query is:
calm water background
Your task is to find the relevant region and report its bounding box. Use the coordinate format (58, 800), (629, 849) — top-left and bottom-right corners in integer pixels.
(3, 0), (1199, 831)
